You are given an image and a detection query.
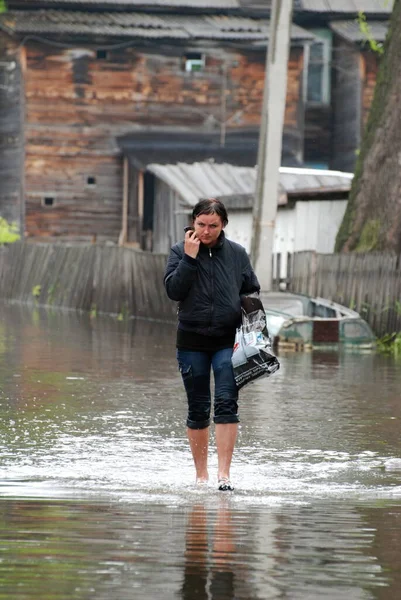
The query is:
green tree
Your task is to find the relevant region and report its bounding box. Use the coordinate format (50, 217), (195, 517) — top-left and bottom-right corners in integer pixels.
(0, 1), (6, 14)
(336, 0), (401, 253)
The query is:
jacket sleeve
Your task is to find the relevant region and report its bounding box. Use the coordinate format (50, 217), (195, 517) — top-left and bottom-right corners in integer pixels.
(240, 250), (260, 295)
(164, 246), (198, 301)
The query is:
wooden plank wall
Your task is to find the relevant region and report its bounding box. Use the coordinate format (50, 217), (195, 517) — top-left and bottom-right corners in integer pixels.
(304, 104), (331, 166)
(0, 242), (176, 322)
(22, 41), (304, 242)
(289, 251), (401, 336)
(0, 39), (23, 227)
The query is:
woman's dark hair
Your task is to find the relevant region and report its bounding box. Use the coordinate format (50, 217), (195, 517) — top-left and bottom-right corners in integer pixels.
(192, 198), (228, 227)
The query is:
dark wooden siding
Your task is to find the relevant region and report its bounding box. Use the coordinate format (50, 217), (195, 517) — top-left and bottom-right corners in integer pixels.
(152, 177), (190, 254)
(304, 104), (332, 166)
(331, 36), (362, 172)
(22, 41), (304, 241)
(0, 38), (24, 228)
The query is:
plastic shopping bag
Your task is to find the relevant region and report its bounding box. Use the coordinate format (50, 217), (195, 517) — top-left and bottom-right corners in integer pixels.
(231, 293), (280, 390)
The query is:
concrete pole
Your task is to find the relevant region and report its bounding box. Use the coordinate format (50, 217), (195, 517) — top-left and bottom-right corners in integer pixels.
(251, 0), (293, 291)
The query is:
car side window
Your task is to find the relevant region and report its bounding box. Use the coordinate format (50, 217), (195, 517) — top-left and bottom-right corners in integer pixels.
(311, 301), (337, 319)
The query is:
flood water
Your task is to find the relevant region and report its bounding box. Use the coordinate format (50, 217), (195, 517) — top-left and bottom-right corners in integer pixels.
(0, 303), (401, 599)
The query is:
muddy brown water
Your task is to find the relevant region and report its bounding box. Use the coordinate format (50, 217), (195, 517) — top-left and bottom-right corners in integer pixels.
(0, 303), (401, 599)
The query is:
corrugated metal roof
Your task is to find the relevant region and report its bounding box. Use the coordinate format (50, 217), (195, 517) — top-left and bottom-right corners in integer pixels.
(147, 162), (257, 205)
(2, 11), (190, 37)
(9, 0), (241, 7)
(8, 0), (279, 10)
(330, 20), (389, 43)
(146, 162), (353, 207)
(280, 166), (353, 195)
(1, 10), (314, 40)
(7, 0), (392, 13)
(300, 0), (393, 14)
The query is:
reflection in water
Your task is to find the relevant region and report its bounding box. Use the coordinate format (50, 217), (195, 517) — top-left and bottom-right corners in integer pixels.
(182, 499), (240, 600)
(0, 303), (401, 598)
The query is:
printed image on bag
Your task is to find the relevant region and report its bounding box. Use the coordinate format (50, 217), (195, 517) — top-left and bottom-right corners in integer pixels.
(232, 293), (280, 390)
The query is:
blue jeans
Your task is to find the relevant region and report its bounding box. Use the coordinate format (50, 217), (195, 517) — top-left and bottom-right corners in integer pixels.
(177, 348), (239, 430)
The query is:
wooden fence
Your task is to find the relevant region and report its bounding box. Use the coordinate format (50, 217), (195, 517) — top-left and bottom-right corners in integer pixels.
(289, 251), (401, 336)
(0, 243), (176, 322)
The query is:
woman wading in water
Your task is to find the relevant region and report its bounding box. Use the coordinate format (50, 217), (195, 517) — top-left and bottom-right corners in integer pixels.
(164, 198), (260, 491)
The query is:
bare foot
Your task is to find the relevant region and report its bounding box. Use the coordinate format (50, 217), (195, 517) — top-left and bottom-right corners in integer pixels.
(196, 475), (209, 485)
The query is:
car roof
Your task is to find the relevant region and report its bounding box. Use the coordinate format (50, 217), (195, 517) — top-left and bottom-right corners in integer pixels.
(261, 291), (360, 318)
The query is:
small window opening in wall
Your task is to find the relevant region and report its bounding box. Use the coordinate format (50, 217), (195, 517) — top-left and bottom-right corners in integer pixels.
(183, 53), (205, 73)
(96, 50), (108, 60)
(87, 176), (96, 186)
(43, 197), (54, 207)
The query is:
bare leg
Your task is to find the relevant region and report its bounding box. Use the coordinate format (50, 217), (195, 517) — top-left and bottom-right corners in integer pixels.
(215, 423), (238, 481)
(187, 427), (209, 482)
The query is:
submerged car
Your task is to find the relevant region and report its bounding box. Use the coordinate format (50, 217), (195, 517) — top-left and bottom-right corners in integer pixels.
(261, 292), (376, 351)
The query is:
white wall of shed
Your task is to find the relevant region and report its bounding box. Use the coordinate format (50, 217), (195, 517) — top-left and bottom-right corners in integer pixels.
(224, 199), (348, 279)
(293, 200), (348, 254)
(225, 212), (253, 252)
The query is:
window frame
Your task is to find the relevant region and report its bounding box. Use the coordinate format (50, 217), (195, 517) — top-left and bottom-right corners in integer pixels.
(183, 52), (205, 73)
(305, 29), (332, 106)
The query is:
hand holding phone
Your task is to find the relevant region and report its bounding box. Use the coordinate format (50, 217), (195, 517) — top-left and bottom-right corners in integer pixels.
(184, 226), (200, 259)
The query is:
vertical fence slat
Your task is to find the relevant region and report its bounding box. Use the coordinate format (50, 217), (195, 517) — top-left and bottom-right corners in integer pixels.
(0, 242), (176, 322)
(290, 250), (401, 336)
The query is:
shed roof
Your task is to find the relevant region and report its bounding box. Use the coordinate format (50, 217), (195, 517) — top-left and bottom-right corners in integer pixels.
(146, 162), (353, 207)
(330, 19), (389, 43)
(5, 0), (392, 16)
(299, 0), (393, 14)
(0, 9), (314, 41)
(8, 0), (245, 7)
(6, 0), (276, 11)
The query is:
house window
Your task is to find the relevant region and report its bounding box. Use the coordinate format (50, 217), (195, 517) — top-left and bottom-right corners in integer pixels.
(42, 197), (54, 207)
(87, 176), (96, 186)
(96, 50), (108, 60)
(183, 53), (205, 73)
(306, 31), (331, 104)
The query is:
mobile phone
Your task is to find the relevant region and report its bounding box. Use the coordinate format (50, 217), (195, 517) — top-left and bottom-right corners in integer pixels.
(184, 226), (195, 234)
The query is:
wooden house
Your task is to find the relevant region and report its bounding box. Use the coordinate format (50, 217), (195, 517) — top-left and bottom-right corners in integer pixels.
(0, 0), (393, 245)
(0, 0), (314, 244)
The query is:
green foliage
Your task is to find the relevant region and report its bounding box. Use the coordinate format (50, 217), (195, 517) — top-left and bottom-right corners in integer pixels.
(377, 332), (401, 357)
(117, 302), (129, 321)
(0, 1), (6, 14)
(357, 12), (385, 55)
(47, 282), (58, 304)
(32, 284), (41, 299)
(90, 304), (97, 318)
(0, 218), (20, 245)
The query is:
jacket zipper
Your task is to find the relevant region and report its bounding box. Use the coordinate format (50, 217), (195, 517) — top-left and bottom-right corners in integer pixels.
(209, 248), (214, 331)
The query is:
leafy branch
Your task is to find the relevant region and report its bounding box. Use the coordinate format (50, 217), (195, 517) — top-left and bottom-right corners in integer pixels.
(357, 11), (385, 55)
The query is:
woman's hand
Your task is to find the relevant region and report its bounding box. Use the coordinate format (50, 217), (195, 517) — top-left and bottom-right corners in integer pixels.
(184, 230), (200, 259)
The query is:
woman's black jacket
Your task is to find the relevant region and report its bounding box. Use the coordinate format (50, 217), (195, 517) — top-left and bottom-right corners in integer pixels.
(164, 232), (260, 337)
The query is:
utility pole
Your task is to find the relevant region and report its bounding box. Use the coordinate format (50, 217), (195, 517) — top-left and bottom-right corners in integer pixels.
(251, 0), (293, 291)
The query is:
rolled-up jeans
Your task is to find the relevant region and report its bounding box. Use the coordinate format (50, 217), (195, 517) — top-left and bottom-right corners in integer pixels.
(177, 348), (239, 430)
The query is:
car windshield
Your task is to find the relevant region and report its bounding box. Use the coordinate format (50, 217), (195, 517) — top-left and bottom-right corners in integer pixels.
(264, 296), (305, 317)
